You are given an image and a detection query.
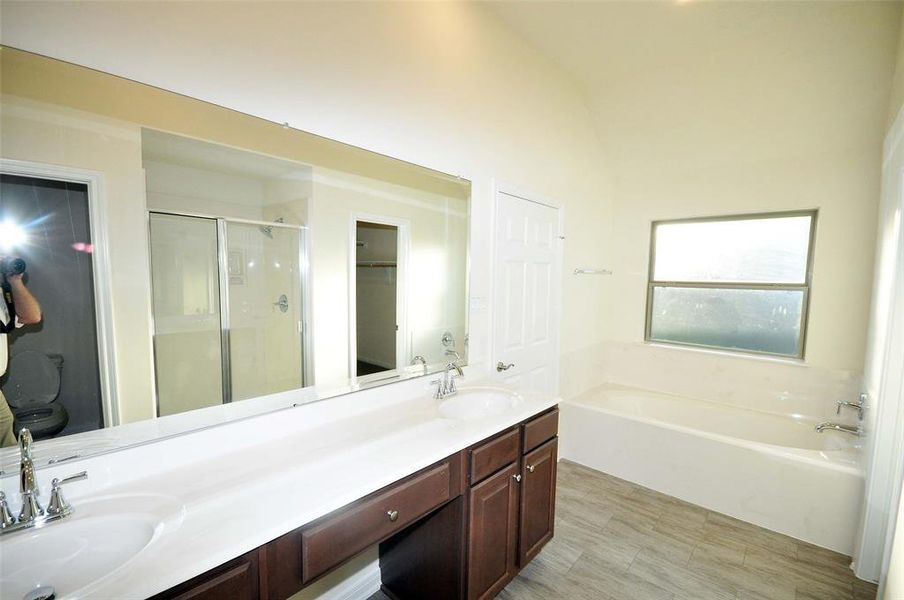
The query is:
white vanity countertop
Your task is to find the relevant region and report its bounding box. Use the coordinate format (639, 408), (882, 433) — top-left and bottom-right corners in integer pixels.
(2, 379), (559, 599)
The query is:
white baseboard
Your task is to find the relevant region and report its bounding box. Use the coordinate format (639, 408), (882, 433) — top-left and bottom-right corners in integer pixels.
(313, 560), (381, 600)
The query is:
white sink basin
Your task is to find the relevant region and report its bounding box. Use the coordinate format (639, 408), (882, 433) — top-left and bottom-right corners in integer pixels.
(0, 493), (183, 600)
(438, 387), (521, 420)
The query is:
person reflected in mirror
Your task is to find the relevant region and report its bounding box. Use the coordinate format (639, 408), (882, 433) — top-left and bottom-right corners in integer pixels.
(0, 257), (42, 447)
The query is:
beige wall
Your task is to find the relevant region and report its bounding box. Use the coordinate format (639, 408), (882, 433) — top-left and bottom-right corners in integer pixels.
(0, 95), (157, 423)
(309, 168), (468, 387)
(888, 12), (904, 131)
(542, 2), (901, 397)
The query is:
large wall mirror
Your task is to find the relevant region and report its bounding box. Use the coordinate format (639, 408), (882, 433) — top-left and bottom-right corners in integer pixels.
(0, 48), (469, 471)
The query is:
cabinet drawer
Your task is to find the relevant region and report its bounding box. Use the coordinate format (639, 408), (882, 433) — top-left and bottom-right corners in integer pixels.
(522, 408), (558, 454)
(301, 459), (455, 584)
(470, 428), (520, 484)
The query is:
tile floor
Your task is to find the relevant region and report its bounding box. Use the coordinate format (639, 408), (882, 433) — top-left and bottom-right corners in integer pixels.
(502, 460), (876, 600)
(370, 459), (877, 600)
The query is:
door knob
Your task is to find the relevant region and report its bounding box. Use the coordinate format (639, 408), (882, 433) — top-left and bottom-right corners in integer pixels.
(496, 361), (515, 372)
(526, 464), (535, 473)
(513, 474), (522, 482)
(387, 510), (399, 522)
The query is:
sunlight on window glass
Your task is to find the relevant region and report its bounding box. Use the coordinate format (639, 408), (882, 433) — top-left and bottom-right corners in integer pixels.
(649, 287), (804, 355)
(653, 215), (812, 284)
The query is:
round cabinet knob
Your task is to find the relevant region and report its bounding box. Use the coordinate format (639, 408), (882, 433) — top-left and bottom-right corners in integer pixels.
(527, 465), (536, 473)
(387, 510), (399, 522)
(513, 474), (522, 482)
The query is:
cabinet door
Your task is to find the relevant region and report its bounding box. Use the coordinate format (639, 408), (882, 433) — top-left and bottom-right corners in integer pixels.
(151, 549), (261, 600)
(519, 438), (557, 566)
(467, 462), (520, 600)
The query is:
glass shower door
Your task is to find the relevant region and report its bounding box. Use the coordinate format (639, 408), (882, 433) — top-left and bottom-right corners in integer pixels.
(224, 221), (304, 401)
(149, 213), (224, 416)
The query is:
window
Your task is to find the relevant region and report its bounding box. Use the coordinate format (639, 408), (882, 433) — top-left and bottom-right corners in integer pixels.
(645, 211), (816, 358)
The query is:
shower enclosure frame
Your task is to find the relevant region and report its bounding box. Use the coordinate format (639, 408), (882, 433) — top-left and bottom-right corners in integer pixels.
(147, 209), (312, 412)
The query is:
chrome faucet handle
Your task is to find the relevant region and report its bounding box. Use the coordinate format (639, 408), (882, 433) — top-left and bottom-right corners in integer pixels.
(46, 471), (87, 518)
(448, 373), (459, 394)
(836, 399), (865, 420)
(0, 491), (14, 527)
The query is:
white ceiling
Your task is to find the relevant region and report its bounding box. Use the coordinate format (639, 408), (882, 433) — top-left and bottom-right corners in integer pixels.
(486, 1), (902, 175)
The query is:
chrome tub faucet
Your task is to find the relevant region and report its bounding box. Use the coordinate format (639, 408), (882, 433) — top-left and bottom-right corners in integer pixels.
(835, 393), (866, 420)
(815, 422), (862, 437)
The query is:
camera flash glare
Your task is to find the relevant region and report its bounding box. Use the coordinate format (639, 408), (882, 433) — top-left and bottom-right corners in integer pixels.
(0, 219), (27, 251)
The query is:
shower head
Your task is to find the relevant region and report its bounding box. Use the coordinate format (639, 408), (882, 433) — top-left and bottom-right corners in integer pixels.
(259, 218), (284, 239)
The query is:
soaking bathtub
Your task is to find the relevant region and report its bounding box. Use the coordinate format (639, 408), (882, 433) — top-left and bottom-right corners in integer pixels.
(560, 383), (864, 554)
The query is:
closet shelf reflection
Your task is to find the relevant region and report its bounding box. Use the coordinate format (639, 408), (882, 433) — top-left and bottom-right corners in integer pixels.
(356, 261), (398, 268)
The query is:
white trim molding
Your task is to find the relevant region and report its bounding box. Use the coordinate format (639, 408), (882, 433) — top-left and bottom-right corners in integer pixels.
(347, 212), (411, 381)
(854, 102), (904, 588)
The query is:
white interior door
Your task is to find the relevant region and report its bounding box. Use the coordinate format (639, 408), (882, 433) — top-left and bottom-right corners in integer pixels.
(492, 190), (562, 394)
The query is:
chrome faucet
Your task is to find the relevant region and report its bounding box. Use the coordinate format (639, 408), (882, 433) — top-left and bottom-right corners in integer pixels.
(836, 393), (866, 420)
(815, 422), (862, 436)
(1, 428), (88, 535)
(17, 428), (42, 522)
(432, 362), (464, 400)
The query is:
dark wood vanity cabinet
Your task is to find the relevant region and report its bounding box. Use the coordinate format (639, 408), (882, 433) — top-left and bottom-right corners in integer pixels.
(152, 406), (558, 600)
(150, 548), (262, 600)
(466, 408), (559, 600)
(518, 438), (558, 566)
(467, 462), (521, 600)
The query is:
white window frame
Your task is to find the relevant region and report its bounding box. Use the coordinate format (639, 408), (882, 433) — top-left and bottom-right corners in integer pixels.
(644, 210), (818, 359)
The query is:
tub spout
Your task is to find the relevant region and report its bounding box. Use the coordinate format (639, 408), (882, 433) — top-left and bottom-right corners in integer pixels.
(815, 422), (862, 436)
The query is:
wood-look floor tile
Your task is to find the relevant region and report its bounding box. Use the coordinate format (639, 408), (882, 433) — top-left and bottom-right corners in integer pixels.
(566, 550), (675, 600)
(704, 512), (799, 559)
(496, 540), (580, 600)
(627, 549), (736, 600)
(689, 537), (747, 568)
(564, 520), (641, 572)
(690, 547), (796, 600)
(500, 463), (870, 600)
(603, 516), (696, 568)
(852, 577), (878, 600)
(743, 547), (854, 600)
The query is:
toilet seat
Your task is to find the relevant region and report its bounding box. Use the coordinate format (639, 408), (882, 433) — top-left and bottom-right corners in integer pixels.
(2, 351), (68, 439)
(3, 350), (62, 407)
(13, 402), (68, 439)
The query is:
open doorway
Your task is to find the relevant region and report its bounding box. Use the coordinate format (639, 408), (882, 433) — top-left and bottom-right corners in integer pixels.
(353, 219), (405, 378)
(0, 174), (105, 439)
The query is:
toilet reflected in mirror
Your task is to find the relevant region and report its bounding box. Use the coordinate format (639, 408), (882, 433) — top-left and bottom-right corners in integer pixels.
(6, 351), (68, 438)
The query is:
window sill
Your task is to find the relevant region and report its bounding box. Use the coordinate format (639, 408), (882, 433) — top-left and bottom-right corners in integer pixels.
(643, 341), (808, 367)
